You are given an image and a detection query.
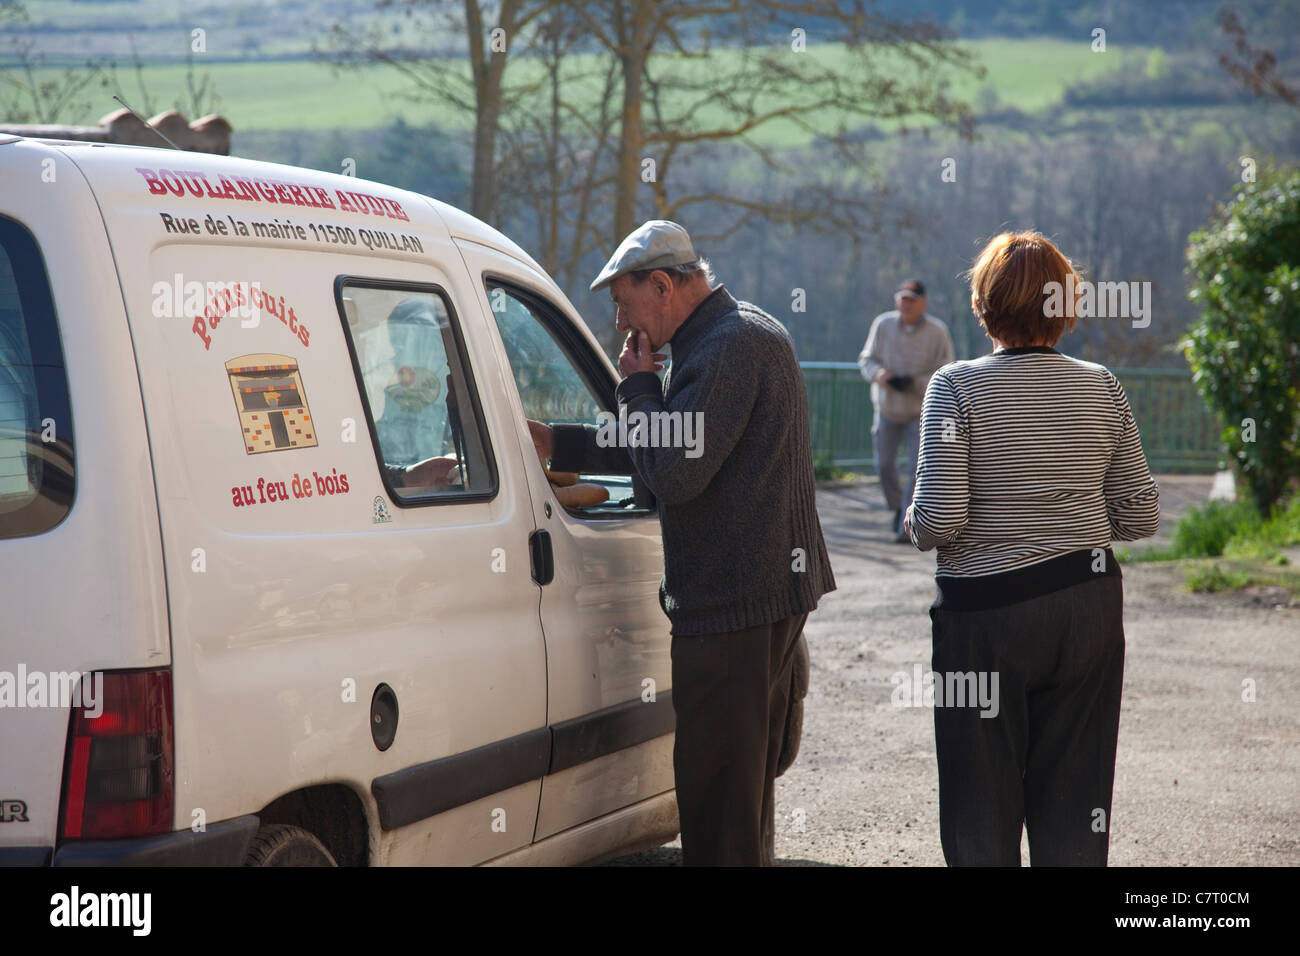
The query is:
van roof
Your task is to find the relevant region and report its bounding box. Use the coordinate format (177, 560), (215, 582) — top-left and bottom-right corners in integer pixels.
(5, 135), (544, 274)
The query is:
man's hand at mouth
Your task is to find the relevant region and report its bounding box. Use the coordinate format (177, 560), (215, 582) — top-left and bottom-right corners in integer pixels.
(618, 330), (667, 378)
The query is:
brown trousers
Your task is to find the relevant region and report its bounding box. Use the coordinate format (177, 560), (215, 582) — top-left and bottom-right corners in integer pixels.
(670, 612), (809, 866)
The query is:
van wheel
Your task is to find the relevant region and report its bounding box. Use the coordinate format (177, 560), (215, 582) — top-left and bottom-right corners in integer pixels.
(244, 824), (337, 867)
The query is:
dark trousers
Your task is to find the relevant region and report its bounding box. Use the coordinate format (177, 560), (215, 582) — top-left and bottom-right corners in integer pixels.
(670, 612), (808, 866)
(930, 575), (1126, 866)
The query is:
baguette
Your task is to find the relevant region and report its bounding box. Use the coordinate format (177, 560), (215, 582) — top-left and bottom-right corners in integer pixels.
(553, 482), (609, 508)
(545, 468), (579, 487)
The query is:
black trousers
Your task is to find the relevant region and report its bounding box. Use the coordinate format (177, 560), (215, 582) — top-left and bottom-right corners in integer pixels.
(670, 612), (808, 866)
(930, 575), (1126, 866)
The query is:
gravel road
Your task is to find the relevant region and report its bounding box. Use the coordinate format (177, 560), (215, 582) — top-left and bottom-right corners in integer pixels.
(606, 474), (1299, 866)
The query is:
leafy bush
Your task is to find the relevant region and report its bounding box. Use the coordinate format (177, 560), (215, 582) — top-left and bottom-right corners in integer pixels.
(1183, 165), (1300, 513)
(1223, 493), (1300, 557)
(1172, 499), (1262, 557)
(1153, 494), (1300, 561)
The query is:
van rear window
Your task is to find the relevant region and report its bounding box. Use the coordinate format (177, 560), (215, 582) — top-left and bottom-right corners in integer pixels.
(0, 216), (74, 539)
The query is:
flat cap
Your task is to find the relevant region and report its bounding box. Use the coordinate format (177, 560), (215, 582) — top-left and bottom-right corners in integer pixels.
(590, 220), (698, 292)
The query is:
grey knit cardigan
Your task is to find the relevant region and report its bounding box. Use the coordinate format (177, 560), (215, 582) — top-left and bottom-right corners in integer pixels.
(551, 285), (836, 636)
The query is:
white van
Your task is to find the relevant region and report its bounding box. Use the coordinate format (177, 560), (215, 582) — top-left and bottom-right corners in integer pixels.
(0, 135), (806, 866)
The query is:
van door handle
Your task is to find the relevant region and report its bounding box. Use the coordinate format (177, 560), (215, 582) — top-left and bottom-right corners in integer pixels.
(529, 530), (554, 585)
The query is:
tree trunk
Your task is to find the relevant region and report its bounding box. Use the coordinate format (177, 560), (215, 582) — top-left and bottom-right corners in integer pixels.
(465, 0), (515, 223)
(613, 0), (654, 244)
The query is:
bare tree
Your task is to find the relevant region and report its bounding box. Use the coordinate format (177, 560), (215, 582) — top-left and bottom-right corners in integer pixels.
(320, 0), (561, 221)
(1218, 7), (1299, 109)
(0, 0), (107, 124)
(104, 31), (221, 121)
(494, 5), (622, 290)
(320, 0), (981, 334)
(579, 0), (981, 252)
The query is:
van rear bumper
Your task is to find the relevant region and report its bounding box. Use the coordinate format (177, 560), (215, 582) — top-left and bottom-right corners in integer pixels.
(0, 815), (260, 867)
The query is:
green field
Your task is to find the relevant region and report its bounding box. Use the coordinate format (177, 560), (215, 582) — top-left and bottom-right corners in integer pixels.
(25, 38), (1151, 143)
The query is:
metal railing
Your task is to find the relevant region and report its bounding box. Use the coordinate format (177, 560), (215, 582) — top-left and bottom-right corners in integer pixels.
(801, 362), (1223, 474)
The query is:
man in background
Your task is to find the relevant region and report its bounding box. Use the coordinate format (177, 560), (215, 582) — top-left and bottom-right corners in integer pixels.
(858, 279), (954, 542)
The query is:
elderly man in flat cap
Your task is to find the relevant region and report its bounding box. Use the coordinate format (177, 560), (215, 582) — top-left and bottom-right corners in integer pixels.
(858, 279), (954, 542)
(527, 220), (836, 866)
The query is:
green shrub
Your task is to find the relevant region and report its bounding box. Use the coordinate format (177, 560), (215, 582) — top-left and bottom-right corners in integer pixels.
(1224, 493), (1300, 557)
(1154, 493), (1300, 562)
(1172, 499), (1262, 557)
(1183, 165), (1300, 514)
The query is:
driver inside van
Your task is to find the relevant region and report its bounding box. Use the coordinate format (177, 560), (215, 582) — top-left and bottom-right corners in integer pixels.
(382, 368), (463, 490)
(373, 296), (464, 491)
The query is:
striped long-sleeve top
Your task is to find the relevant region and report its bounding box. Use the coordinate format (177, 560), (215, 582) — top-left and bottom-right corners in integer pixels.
(904, 345), (1160, 611)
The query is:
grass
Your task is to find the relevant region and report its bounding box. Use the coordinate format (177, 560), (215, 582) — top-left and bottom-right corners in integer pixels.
(19, 38), (1149, 143)
(1183, 561), (1252, 592)
(1119, 497), (1300, 562)
(1116, 494), (1300, 597)
(813, 456), (860, 482)
(1182, 556), (1300, 598)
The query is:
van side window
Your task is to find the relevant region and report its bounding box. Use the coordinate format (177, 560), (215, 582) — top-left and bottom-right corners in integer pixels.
(0, 216), (74, 539)
(489, 286), (605, 425)
(486, 280), (653, 516)
(336, 281), (494, 504)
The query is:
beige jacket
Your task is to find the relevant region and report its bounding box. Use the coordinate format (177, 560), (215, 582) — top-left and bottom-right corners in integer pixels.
(857, 311), (954, 424)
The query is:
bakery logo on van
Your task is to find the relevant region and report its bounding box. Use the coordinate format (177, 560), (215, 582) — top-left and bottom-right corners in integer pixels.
(154, 273), (263, 320)
(226, 354), (318, 454)
(135, 166), (410, 221)
(172, 278), (310, 351)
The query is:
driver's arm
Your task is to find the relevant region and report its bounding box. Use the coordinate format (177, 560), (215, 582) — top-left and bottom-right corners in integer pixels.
(384, 455), (462, 490)
(549, 423), (635, 475)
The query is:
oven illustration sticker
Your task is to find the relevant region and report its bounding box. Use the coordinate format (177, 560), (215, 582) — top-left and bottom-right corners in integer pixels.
(226, 353), (318, 454)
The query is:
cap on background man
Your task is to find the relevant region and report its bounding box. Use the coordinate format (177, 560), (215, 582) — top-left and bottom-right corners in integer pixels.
(590, 220), (699, 292)
(896, 278), (926, 300)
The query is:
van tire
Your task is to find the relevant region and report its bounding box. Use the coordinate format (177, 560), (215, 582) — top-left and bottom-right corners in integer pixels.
(244, 824), (338, 867)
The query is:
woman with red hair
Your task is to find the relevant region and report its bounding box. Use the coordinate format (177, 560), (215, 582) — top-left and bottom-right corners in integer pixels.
(904, 231), (1160, 866)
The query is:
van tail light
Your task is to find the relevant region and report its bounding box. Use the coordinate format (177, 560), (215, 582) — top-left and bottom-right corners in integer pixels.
(59, 669), (174, 841)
